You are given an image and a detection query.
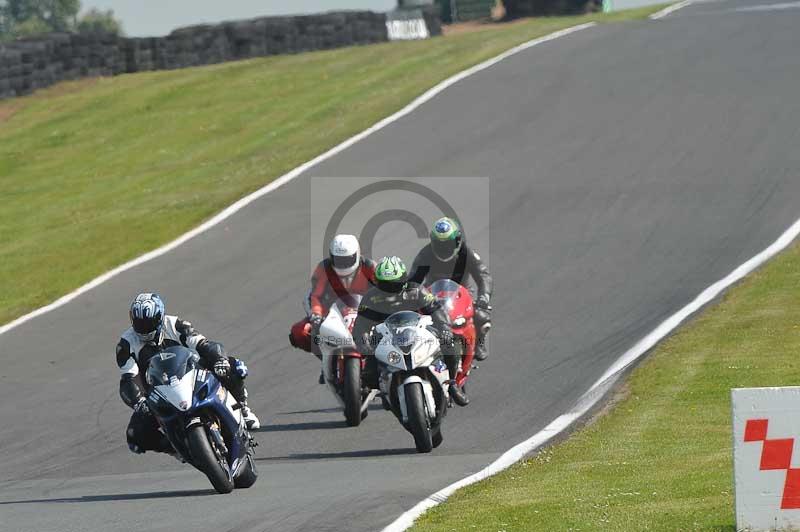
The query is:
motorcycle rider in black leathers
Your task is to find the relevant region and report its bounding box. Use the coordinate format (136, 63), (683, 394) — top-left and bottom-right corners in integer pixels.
(410, 217), (493, 361)
(352, 256), (469, 406)
(116, 293), (261, 455)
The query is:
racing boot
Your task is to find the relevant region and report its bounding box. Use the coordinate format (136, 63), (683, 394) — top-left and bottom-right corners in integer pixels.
(240, 401), (261, 430)
(474, 333), (489, 361)
(233, 387), (261, 430)
(445, 354), (469, 407)
(227, 360), (261, 430)
(449, 382), (469, 407)
(234, 387), (261, 430)
(474, 343), (488, 361)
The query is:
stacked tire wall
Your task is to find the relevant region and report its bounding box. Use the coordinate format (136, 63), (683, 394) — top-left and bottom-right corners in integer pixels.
(0, 9), (440, 101)
(502, 0), (601, 17)
(0, 32), (125, 99)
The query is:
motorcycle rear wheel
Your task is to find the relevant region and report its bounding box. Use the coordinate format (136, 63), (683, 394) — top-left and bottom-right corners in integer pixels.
(405, 383), (433, 453)
(343, 357), (363, 427)
(187, 425), (233, 494)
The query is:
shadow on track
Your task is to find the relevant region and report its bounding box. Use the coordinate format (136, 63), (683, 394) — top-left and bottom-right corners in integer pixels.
(257, 448), (416, 461)
(275, 403), (385, 416)
(254, 420), (348, 432)
(0, 488), (215, 505)
(275, 407), (343, 415)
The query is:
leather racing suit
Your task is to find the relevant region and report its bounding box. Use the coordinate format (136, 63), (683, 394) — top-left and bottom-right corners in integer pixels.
(116, 315), (252, 453)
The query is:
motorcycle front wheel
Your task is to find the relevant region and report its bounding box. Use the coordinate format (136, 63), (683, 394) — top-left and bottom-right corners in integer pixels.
(187, 425), (234, 494)
(234, 452), (258, 489)
(432, 425), (443, 448)
(343, 357), (363, 427)
(405, 382), (433, 453)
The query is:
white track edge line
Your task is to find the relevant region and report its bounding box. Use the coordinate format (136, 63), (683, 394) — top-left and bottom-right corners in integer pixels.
(383, 216), (800, 532)
(650, 0), (692, 19)
(0, 22), (596, 338)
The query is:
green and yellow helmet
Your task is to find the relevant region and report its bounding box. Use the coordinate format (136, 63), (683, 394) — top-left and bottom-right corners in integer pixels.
(375, 256), (408, 293)
(430, 217), (463, 261)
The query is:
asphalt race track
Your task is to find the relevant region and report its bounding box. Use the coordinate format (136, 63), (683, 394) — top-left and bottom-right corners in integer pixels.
(2, 1), (800, 530)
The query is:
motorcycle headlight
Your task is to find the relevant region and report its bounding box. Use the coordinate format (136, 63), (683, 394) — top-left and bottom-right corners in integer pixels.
(453, 316), (466, 327)
(387, 351), (402, 365)
(216, 384), (227, 401)
(196, 384), (209, 401)
(148, 391), (173, 417)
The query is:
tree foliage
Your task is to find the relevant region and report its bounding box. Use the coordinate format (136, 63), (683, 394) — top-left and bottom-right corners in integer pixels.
(76, 7), (122, 35)
(12, 13), (49, 36)
(0, 0), (123, 39)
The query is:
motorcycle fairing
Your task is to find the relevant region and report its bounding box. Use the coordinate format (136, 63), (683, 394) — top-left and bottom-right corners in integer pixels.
(148, 356), (248, 479)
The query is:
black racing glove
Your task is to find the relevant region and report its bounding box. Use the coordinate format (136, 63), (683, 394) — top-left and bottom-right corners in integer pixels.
(309, 313), (324, 335)
(214, 358), (231, 378)
(439, 328), (455, 349)
(475, 296), (492, 331)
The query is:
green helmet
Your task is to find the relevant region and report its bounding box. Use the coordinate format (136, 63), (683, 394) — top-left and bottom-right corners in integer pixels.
(430, 217), (463, 261)
(375, 256), (408, 293)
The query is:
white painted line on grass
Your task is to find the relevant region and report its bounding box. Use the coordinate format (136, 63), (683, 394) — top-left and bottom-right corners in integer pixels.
(0, 21), (596, 338)
(650, 0), (692, 19)
(383, 215), (800, 532)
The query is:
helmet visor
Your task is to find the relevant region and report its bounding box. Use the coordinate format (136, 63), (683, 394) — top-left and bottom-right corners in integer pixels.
(132, 315), (162, 336)
(431, 238), (460, 261)
(377, 279), (405, 294)
(331, 253), (357, 271)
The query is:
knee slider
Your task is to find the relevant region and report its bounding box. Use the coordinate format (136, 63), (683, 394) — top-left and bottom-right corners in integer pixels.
(128, 442), (145, 454)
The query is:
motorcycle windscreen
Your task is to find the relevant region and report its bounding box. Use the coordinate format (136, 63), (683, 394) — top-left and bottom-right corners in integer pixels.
(146, 346), (200, 387)
(429, 279), (461, 312)
(384, 311), (422, 335)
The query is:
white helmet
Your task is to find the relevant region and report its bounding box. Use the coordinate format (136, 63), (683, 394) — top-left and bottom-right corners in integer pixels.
(329, 234), (360, 277)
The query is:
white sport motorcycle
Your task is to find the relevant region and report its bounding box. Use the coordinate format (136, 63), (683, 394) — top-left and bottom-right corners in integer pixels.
(373, 310), (450, 453)
(318, 295), (377, 426)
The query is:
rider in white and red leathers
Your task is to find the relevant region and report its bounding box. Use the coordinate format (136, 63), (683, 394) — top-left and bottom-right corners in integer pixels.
(289, 235), (376, 381)
(117, 293), (260, 455)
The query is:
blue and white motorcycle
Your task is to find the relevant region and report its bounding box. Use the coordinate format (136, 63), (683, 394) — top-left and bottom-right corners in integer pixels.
(145, 345), (258, 494)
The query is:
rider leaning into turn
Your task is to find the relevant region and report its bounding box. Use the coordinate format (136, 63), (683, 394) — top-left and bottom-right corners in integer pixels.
(116, 293), (261, 455)
(410, 217), (493, 361)
(289, 234), (376, 380)
(352, 256), (469, 407)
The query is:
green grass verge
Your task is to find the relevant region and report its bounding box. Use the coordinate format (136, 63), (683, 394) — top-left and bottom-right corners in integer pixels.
(412, 244), (800, 530)
(0, 5), (663, 325)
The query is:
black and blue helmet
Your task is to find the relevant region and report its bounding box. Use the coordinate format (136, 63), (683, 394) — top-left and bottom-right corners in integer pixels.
(129, 293), (165, 342)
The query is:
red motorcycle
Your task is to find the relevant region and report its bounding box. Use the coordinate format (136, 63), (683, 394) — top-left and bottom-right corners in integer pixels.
(428, 279), (476, 388)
